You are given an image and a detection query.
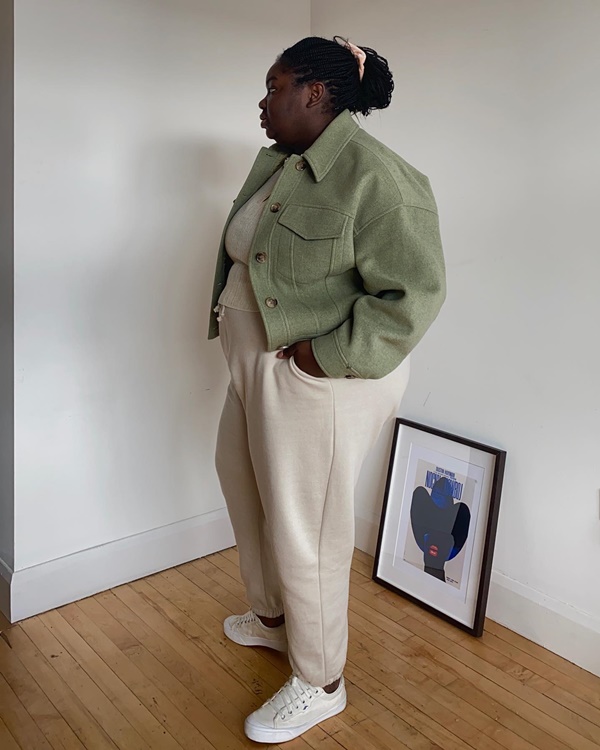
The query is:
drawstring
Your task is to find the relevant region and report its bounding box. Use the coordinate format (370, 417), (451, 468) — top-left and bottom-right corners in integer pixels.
(214, 303), (226, 322)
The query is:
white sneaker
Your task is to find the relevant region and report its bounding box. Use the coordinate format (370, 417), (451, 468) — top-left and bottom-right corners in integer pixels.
(244, 674), (347, 743)
(223, 611), (287, 652)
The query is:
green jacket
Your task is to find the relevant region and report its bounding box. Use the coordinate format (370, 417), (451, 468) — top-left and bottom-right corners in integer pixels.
(208, 109), (446, 379)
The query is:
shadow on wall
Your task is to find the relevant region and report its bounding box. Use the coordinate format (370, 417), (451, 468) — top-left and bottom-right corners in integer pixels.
(84, 138), (260, 525)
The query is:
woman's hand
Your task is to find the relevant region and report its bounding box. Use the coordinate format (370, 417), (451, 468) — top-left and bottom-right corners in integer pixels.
(276, 340), (327, 378)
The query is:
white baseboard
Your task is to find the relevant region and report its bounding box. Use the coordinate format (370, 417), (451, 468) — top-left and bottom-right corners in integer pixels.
(486, 570), (600, 678)
(354, 513), (600, 679)
(6, 508), (235, 624)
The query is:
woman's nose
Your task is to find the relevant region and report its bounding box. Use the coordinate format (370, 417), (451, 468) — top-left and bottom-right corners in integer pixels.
(258, 97), (266, 110)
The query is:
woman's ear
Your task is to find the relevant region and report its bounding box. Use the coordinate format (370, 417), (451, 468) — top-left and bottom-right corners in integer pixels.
(306, 81), (327, 109)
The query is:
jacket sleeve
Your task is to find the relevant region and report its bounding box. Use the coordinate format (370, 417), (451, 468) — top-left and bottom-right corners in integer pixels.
(311, 204), (446, 379)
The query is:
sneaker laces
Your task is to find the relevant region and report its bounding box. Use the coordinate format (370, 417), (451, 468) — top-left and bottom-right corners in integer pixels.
(267, 676), (319, 719)
(235, 611), (259, 628)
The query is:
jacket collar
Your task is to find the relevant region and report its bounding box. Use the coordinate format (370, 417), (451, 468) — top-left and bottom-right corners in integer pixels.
(302, 110), (360, 182)
(265, 109), (360, 183)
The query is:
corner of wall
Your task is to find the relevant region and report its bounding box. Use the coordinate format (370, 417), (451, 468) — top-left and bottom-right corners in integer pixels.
(0, 556), (11, 623)
(0, 0), (15, 581)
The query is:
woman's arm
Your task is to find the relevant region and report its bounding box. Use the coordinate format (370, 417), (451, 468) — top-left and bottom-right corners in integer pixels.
(311, 204), (446, 379)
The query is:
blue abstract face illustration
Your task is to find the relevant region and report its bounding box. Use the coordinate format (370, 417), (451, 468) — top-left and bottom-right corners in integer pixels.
(410, 477), (471, 582)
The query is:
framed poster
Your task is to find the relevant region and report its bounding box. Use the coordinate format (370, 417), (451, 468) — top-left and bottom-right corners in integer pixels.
(373, 419), (506, 636)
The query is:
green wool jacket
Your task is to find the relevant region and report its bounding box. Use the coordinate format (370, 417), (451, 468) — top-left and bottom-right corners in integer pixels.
(208, 109), (446, 379)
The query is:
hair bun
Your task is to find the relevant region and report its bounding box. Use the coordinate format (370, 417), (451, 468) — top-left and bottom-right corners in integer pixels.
(358, 46), (394, 116)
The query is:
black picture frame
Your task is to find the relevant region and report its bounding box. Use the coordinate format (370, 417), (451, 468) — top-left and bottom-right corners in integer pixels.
(372, 418), (506, 637)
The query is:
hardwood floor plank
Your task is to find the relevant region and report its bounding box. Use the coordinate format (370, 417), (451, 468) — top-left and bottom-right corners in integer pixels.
(20, 616), (149, 750)
(374, 586), (466, 643)
(349, 579), (409, 624)
(372, 584), (600, 730)
(485, 619), (600, 693)
(0, 715), (22, 750)
(218, 546), (240, 565)
(0, 632), (85, 749)
(191, 557), (250, 609)
(59, 600), (215, 750)
(344, 671), (388, 716)
(397, 614), (600, 749)
(39, 608), (185, 750)
(350, 624), (538, 750)
(474, 628), (600, 713)
(321, 714), (391, 750)
(3, 624), (119, 749)
(349, 609), (456, 687)
(348, 716), (415, 750)
(350, 553), (374, 580)
(348, 584), (575, 750)
(428, 682), (540, 750)
(296, 724), (346, 749)
(543, 684), (600, 729)
(110, 583), (253, 714)
(89, 592), (248, 750)
(344, 659), (476, 750)
(175, 561), (291, 677)
(158, 567), (288, 686)
(176, 561), (246, 620)
(190, 560), (250, 613)
(133, 576), (274, 705)
(0, 671), (54, 749)
(348, 630), (508, 750)
(348, 594), (412, 641)
(146, 571), (285, 695)
(450, 676), (572, 750)
(105, 584), (310, 749)
(210, 552), (246, 583)
(350, 567), (371, 589)
(395, 619), (578, 750)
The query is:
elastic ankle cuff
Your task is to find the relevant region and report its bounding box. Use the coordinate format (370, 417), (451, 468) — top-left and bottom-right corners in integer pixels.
(293, 669), (344, 689)
(253, 608), (285, 619)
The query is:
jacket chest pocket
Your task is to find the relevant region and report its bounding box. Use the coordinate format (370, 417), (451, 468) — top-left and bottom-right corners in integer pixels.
(275, 205), (348, 284)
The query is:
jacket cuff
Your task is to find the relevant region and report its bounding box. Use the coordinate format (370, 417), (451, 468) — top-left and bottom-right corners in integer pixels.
(311, 332), (360, 379)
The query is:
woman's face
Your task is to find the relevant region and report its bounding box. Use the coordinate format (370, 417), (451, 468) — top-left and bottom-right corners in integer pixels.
(258, 62), (313, 151)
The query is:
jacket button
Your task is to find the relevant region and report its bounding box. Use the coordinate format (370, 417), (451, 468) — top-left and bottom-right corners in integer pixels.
(295, 160), (306, 171)
(265, 297), (278, 308)
(270, 202), (281, 213)
(255, 252), (267, 263)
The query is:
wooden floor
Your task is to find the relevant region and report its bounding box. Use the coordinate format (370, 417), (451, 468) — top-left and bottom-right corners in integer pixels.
(1, 549), (599, 750)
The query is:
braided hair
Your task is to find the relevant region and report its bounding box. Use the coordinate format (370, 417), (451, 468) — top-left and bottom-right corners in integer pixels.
(278, 36), (394, 117)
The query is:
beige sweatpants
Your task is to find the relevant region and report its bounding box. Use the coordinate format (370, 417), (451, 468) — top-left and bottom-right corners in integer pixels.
(215, 305), (410, 686)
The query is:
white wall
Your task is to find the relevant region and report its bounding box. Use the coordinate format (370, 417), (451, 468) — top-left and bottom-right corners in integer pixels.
(0, 0), (15, 577)
(13, 0), (309, 572)
(314, 0), (600, 671)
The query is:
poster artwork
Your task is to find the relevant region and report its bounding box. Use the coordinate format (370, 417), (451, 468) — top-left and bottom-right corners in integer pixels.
(400, 453), (483, 595)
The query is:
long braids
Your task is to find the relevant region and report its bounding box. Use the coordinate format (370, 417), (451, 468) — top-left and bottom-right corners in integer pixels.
(278, 36), (394, 117)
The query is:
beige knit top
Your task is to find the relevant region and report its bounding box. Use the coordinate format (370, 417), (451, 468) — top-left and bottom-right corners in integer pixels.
(218, 168), (283, 312)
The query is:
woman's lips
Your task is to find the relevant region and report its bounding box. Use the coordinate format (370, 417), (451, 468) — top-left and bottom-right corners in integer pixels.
(260, 118), (268, 129)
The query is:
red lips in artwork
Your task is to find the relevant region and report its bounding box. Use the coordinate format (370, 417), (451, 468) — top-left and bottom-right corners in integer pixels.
(428, 545), (439, 557)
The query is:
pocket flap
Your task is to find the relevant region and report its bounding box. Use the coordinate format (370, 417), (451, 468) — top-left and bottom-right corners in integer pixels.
(277, 205), (346, 240)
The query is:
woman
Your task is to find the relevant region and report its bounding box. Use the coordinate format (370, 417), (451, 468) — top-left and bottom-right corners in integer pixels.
(209, 36), (445, 744)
